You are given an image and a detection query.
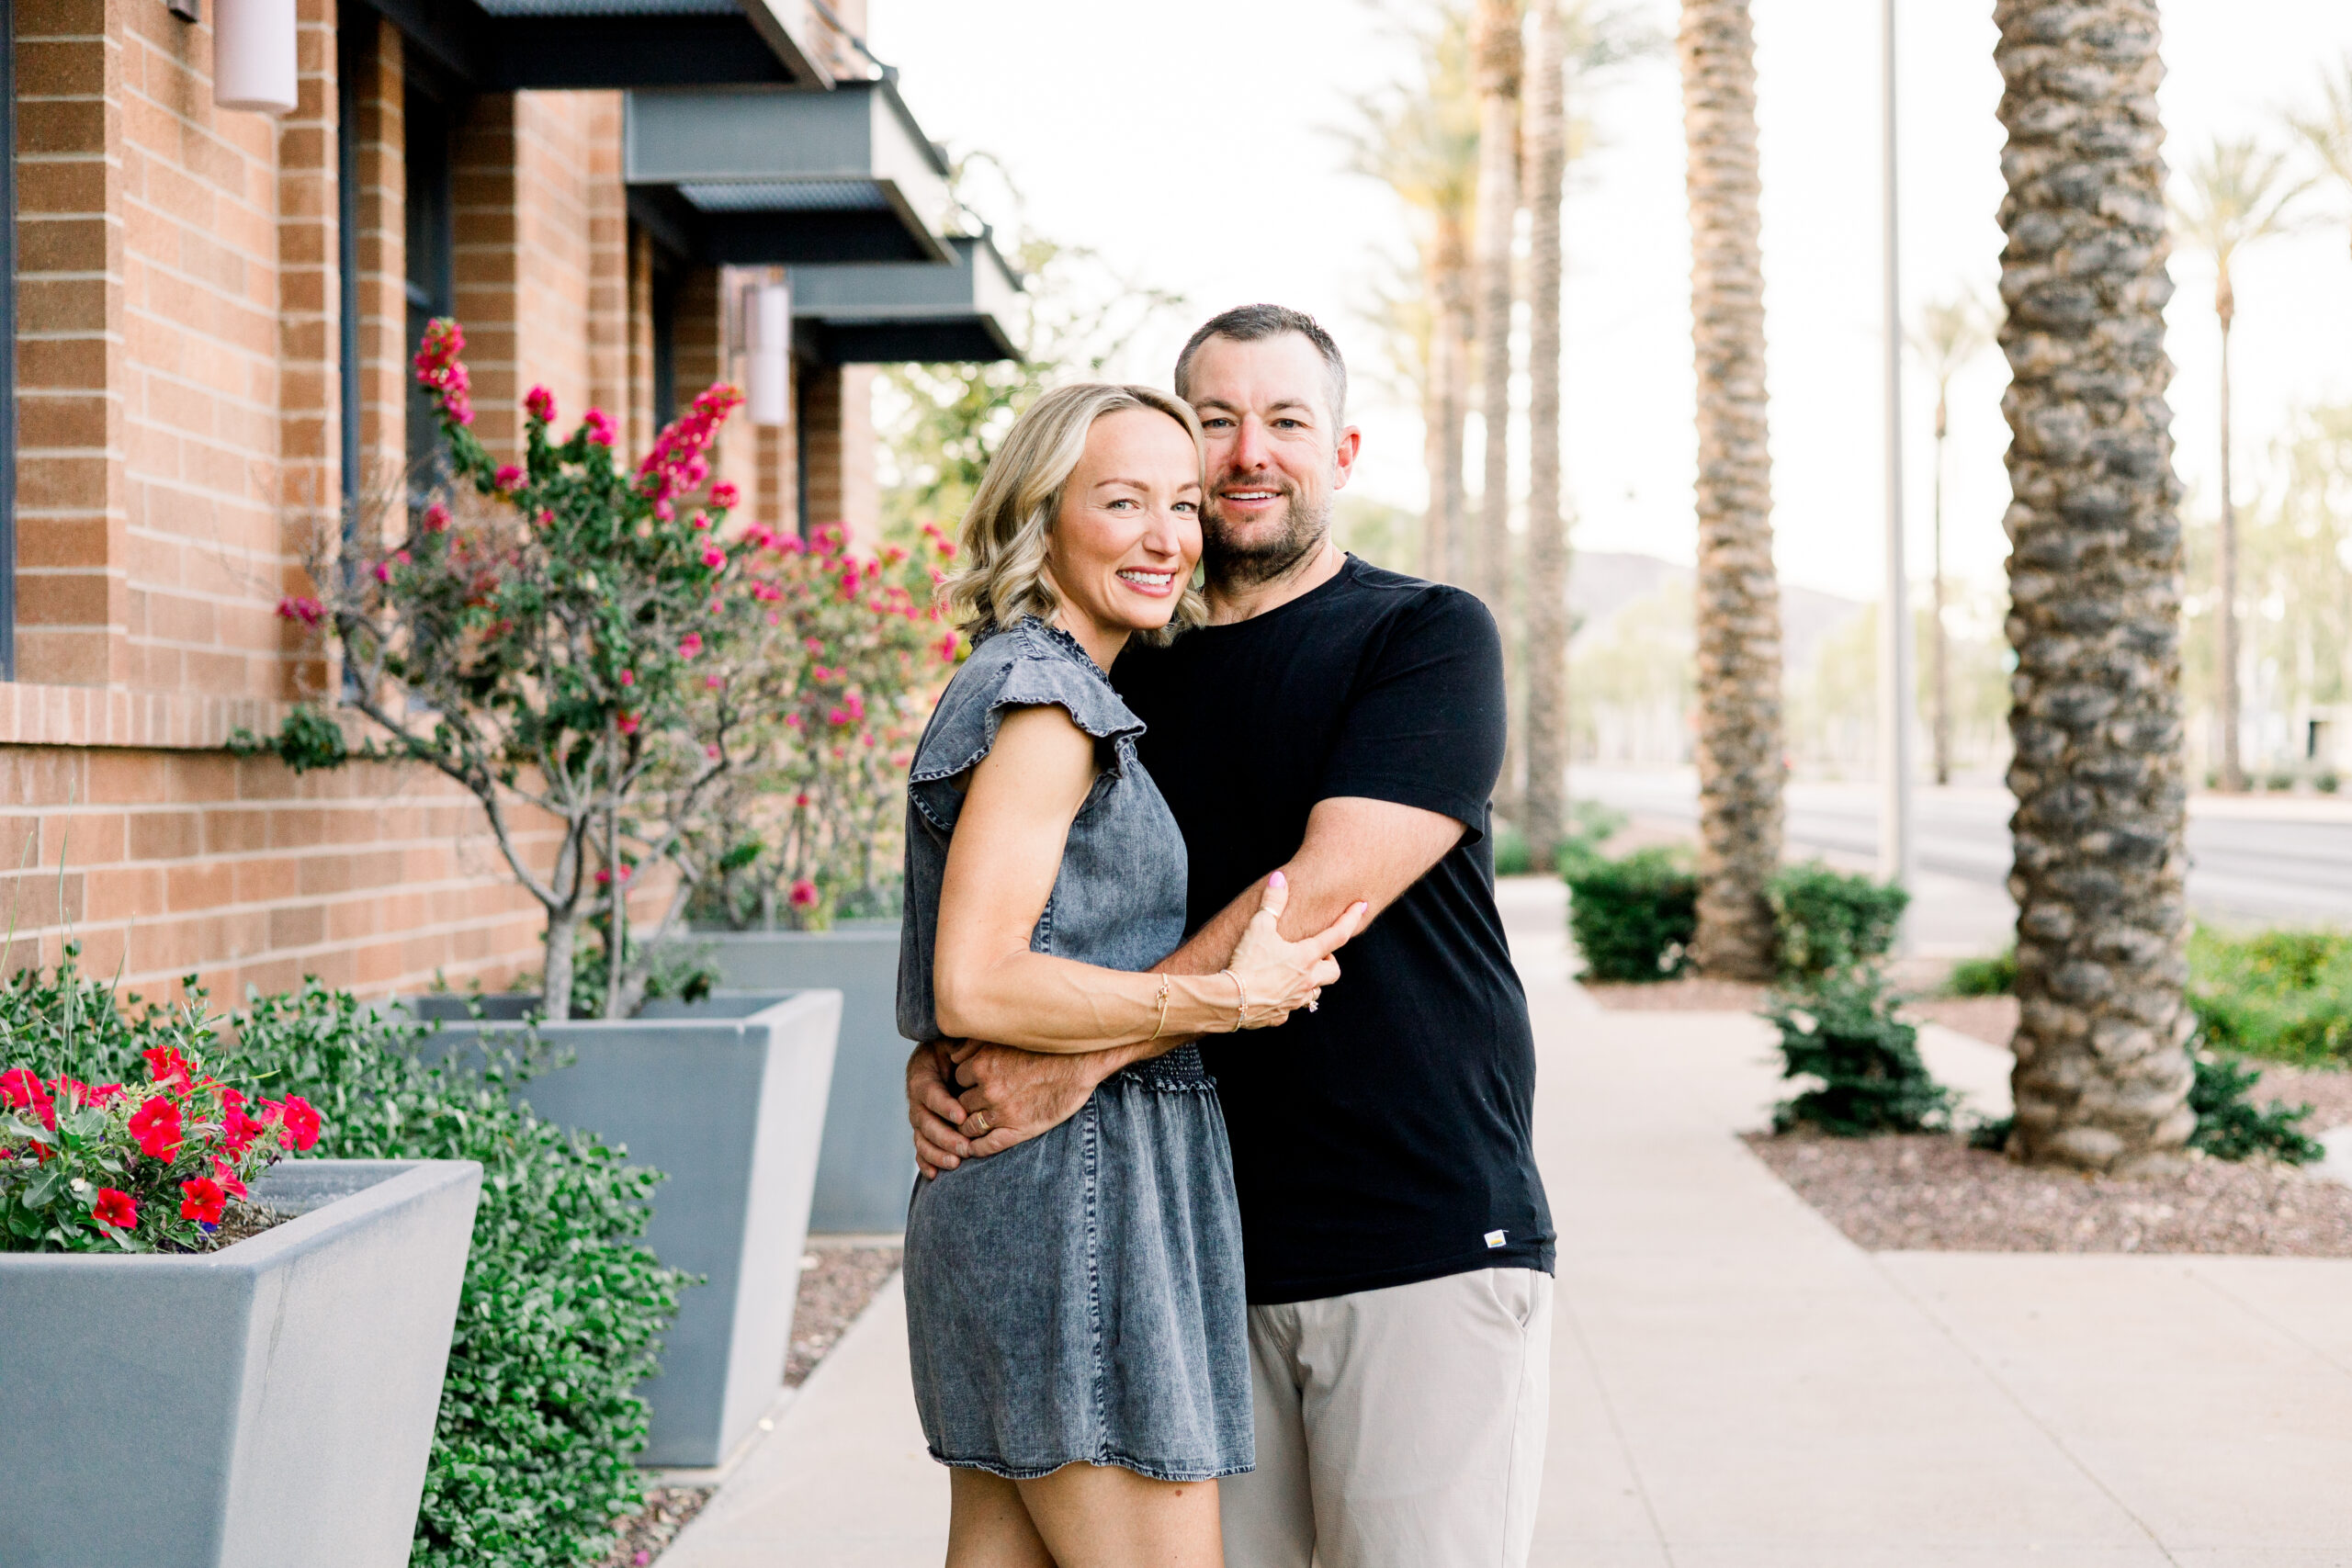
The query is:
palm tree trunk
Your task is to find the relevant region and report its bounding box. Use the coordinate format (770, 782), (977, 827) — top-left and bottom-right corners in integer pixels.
(1521, 0), (1569, 863)
(1996, 0), (2194, 1173)
(2217, 298), (2244, 792)
(1427, 218), (1474, 585)
(1472, 0), (1522, 617)
(1679, 0), (1783, 979)
(1931, 394), (1951, 786)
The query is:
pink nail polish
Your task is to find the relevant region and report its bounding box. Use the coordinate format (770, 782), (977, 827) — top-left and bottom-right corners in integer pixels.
(1269, 871), (1286, 890)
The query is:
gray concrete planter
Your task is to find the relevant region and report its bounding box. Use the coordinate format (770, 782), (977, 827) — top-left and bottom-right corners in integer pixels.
(697, 922), (913, 1234)
(407, 989), (841, 1467)
(0, 1158), (482, 1568)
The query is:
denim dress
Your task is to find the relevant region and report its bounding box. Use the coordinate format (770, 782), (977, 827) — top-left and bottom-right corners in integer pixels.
(898, 617), (1252, 1483)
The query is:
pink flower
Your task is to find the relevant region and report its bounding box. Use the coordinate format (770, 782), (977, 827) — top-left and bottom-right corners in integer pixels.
(373, 560), (392, 584)
(690, 512), (711, 532)
(0, 1067), (53, 1129)
(422, 502), (452, 534)
(616, 712), (640, 736)
(700, 546), (727, 571)
(653, 498), (675, 522)
(705, 673), (724, 689)
(583, 407), (616, 446)
(211, 1156), (249, 1201)
(677, 633), (703, 660)
(594, 865), (633, 887)
(276, 595), (324, 626)
(92, 1188), (137, 1229)
(525, 385), (557, 424)
(710, 482), (740, 511)
(788, 879), (820, 909)
(537, 510), (555, 529)
(706, 743), (721, 758)
(616, 670), (636, 687)
(130, 1097), (184, 1161)
(180, 1176), (227, 1227)
(493, 464), (525, 494)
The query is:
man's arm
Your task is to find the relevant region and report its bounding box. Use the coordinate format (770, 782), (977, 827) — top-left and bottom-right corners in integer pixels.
(911, 795), (1464, 1174)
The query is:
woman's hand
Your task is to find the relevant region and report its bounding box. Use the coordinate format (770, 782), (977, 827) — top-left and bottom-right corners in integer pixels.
(1222, 872), (1366, 1030)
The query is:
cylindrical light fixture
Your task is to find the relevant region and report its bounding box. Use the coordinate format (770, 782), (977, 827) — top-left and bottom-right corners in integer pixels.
(747, 282), (791, 428)
(213, 0), (300, 116)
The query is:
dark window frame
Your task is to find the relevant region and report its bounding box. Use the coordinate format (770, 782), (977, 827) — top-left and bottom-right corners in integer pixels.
(1, 0), (18, 681)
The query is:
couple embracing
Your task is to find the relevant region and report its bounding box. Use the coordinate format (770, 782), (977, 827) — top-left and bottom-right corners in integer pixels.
(896, 305), (1555, 1568)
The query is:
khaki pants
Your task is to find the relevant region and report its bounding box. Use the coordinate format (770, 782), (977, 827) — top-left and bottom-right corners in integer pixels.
(1219, 1268), (1554, 1568)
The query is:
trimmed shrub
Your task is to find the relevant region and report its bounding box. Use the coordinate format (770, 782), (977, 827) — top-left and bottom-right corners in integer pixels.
(1946, 945), (2017, 997)
(2188, 1053), (2324, 1164)
(1566, 847), (1697, 982)
(1764, 970), (1953, 1136)
(2187, 923), (2352, 1066)
(0, 954), (688, 1568)
(1490, 823), (1531, 877)
(1767, 861), (1908, 979)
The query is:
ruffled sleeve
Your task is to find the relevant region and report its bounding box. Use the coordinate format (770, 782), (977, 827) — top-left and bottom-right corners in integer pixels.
(907, 627), (1147, 834)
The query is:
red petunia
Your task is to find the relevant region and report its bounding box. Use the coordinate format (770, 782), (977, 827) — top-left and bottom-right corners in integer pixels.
(0, 1066), (56, 1129)
(141, 1045), (194, 1092)
(180, 1177), (227, 1227)
(92, 1188), (138, 1229)
(130, 1096), (184, 1161)
(277, 1095), (322, 1153)
(211, 1156), (249, 1200)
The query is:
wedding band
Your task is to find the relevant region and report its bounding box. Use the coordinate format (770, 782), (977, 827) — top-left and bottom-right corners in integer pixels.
(967, 1111), (992, 1135)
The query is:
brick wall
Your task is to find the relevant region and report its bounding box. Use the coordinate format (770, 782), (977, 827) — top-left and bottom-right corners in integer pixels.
(4, 2), (878, 1001)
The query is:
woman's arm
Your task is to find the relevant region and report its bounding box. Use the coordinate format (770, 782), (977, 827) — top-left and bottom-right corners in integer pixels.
(933, 704), (1354, 1051)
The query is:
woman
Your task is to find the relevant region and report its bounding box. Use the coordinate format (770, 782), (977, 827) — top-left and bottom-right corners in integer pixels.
(899, 382), (1363, 1568)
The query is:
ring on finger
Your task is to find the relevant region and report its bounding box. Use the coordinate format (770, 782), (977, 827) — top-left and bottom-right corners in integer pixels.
(966, 1110), (992, 1135)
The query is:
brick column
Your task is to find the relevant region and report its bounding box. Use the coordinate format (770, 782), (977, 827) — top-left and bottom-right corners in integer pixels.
(799, 362), (877, 545)
(347, 15), (404, 509)
(585, 91), (630, 433)
(276, 0), (340, 702)
(626, 225), (655, 452)
(15, 0), (128, 686)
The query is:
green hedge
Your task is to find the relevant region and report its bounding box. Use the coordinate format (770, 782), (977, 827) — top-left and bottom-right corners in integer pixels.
(1, 955), (686, 1567)
(1565, 848), (1698, 982)
(2187, 924), (2352, 1066)
(1768, 861), (1908, 979)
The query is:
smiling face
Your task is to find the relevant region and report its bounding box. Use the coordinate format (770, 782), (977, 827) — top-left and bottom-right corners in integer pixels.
(1042, 406), (1204, 653)
(1184, 332), (1362, 587)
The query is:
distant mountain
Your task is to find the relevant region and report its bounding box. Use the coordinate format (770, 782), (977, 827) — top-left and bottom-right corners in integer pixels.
(1569, 549), (1868, 679)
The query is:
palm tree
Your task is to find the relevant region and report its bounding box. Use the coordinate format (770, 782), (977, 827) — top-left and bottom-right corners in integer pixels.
(1345, 7), (1479, 585)
(2284, 53), (2352, 261)
(1471, 0), (1523, 616)
(1521, 0), (1569, 864)
(2172, 137), (2305, 793)
(1679, 0), (1781, 980)
(1996, 0), (2194, 1173)
(1907, 290), (1994, 786)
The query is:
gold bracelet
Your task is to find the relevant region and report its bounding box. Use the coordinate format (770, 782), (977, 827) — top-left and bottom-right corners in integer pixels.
(1147, 974), (1171, 1043)
(1221, 968), (1249, 1031)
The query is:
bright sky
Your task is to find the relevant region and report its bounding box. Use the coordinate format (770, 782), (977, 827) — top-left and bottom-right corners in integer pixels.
(869, 0), (2352, 603)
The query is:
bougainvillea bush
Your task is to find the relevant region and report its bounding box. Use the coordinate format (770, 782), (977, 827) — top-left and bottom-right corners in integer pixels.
(688, 520), (961, 931)
(0, 953), (687, 1567)
(0, 1002), (319, 1252)
(247, 318), (764, 1018)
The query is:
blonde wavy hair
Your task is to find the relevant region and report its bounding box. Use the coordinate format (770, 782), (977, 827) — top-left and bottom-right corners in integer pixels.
(942, 383), (1209, 644)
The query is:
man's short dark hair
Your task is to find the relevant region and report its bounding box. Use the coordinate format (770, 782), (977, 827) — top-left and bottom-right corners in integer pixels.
(1172, 304), (1349, 423)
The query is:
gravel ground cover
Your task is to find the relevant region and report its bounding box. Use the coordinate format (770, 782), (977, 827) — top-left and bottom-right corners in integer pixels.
(601, 1239), (904, 1566)
(1747, 1131), (2352, 1256)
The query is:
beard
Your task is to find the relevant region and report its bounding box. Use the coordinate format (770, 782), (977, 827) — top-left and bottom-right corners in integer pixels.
(1202, 479), (1331, 587)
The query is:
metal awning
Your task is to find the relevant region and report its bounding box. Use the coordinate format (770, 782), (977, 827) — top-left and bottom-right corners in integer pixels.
(624, 81), (952, 265)
(789, 232), (1023, 364)
(365, 0), (833, 90)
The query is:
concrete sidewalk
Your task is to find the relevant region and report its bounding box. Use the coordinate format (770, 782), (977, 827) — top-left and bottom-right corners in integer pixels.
(662, 879), (2352, 1566)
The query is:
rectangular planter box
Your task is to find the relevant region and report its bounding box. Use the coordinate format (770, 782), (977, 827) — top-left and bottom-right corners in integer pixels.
(408, 988), (841, 1467)
(697, 923), (914, 1234)
(1, 1158), (482, 1568)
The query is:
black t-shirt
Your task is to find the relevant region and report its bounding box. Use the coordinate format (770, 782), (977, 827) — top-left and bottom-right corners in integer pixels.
(1113, 555), (1555, 1304)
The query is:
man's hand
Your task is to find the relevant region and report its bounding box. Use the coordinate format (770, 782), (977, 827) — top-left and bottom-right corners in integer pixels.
(949, 1042), (1102, 1153)
(908, 1042), (975, 1179)
(907, 1040), (1108, 1177)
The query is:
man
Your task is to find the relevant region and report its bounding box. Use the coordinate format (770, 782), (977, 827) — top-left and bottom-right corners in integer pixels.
(908, 304), (1553, 1568)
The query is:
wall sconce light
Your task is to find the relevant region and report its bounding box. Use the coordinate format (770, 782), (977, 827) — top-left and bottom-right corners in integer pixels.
(213, 0), (300, 116)
(746, 282), (791, 430)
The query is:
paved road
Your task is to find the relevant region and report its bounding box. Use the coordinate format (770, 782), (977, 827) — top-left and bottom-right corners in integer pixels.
(1576, 769), (2352, 932)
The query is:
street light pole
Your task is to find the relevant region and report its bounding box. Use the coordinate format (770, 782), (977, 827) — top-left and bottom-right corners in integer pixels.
(1878, 0), (1916, 919)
